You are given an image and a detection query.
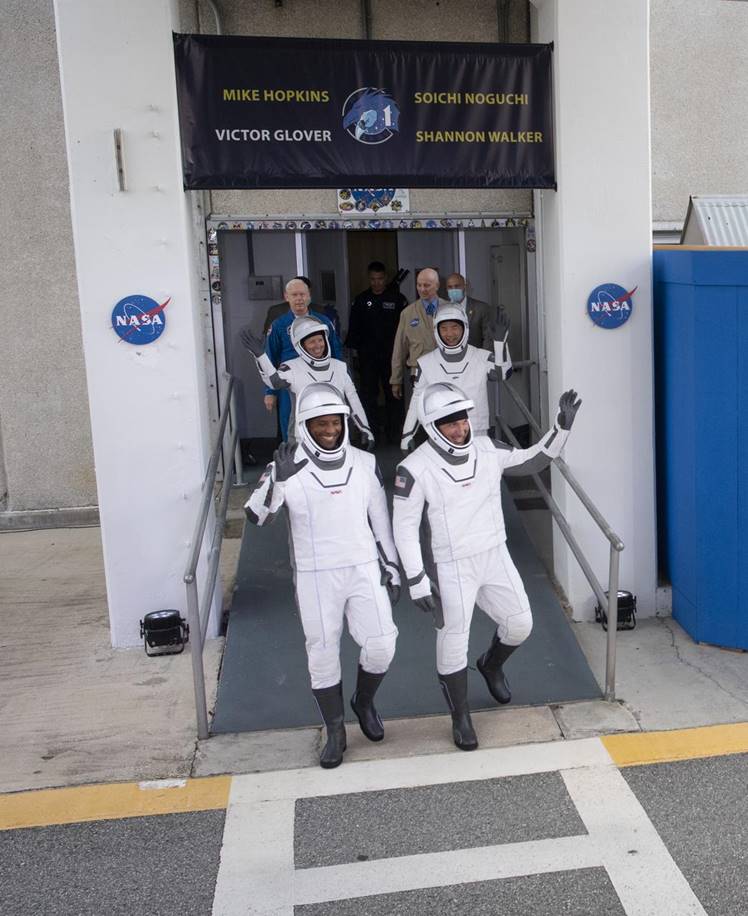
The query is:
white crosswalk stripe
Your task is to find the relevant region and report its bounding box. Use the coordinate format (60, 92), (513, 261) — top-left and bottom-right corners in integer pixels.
(211, 737), (707, 916)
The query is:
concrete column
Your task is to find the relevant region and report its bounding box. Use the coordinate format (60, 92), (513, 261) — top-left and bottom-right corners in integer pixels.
(531, 0), (657, 617)
(54, 0), (217, 645)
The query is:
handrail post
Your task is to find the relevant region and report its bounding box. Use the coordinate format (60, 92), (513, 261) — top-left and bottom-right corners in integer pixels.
(186, 574), (210, 740)
(229, 381), (243, 486)
(182, 375), (239, 741)
(604, 546), (621, 701)
(220, 380), (233, 489)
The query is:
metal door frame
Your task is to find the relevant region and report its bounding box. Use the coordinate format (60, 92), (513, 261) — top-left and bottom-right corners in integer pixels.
(202, 210), (540, 435)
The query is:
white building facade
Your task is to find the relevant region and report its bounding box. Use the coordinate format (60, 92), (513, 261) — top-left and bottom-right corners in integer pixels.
(1, 0), (746, 645)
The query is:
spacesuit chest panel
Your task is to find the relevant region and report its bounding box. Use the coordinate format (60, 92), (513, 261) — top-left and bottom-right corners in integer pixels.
(283, 453), (377, 571)
(423, 448), (506, 562)
(290, 361), (335, 389)
(421, 348), (490, 431)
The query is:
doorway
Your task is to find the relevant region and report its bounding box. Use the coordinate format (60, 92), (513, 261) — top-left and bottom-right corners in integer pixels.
(213, 221), (540, 461)
(491, 241), (530, 430)
(347, 230), (399, 301)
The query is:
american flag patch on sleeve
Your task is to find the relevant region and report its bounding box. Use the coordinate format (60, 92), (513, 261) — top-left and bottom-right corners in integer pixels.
(393, 466), (415, 497)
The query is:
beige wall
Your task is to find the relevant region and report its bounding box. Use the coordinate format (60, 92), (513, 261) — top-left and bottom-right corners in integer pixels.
(0, 0), (96, 513)
(194, 0), (533, 218)
(650, 0), (748, 222)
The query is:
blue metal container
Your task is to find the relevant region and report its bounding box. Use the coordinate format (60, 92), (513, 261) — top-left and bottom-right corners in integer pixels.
(654, 248), (748, 649)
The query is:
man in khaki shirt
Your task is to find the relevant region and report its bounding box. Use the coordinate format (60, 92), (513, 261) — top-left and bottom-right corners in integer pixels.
(390, 268), (449, 399)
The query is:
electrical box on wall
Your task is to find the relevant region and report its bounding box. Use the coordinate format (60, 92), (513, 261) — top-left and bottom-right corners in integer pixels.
(248, 275), (283, 300)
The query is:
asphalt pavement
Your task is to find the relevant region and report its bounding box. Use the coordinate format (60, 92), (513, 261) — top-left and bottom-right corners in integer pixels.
(2, 726), (747, 916)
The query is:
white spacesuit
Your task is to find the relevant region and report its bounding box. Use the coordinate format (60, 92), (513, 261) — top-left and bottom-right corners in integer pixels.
(393, 381), (580, 751)
(245, 382), (400, 769)
(400, 305), (512, 449)
(242, 316), (374, 449)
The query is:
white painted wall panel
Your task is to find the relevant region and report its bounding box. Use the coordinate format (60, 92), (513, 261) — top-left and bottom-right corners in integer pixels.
(54, 0), (216, 645)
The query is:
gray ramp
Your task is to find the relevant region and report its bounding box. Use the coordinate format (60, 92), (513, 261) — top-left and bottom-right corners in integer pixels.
(212, 461), (601, 734)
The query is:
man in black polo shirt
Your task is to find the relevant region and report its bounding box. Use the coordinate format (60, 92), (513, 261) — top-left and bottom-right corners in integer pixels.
(346, 261), (407, 444)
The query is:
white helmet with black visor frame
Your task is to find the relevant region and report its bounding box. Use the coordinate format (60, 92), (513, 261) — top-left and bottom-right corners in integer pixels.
(291, 316), (331, 369)
(433, 305), (469, 360)
(417, 381), (474, 459)
(296, 382), (350, 463)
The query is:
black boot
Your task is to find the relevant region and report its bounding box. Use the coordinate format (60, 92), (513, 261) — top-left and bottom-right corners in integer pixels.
(350, 666), (386, 742)
(312, 683), (347, 769)
(438, 668), (478, 751)
(476, 632), (518, 704)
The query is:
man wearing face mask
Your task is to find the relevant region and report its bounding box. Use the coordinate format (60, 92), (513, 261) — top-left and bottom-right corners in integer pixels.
(445, 273), (493, 351)
(245, 382), (400, 769)
(390, 267), (449, 402)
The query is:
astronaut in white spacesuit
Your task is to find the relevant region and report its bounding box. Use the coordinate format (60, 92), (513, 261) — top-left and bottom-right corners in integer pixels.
(400, 305), (512, 450)
(244, 382), (400, 769)
(393, 382), (581, 751)
(241, 317), (375, 450)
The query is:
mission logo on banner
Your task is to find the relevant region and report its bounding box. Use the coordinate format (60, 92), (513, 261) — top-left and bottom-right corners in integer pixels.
(173, 34), (555, 190)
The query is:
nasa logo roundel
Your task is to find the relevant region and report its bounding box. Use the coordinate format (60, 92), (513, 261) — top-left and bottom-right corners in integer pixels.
(111, 294), (169, 345)
(586, 283), (636, 330)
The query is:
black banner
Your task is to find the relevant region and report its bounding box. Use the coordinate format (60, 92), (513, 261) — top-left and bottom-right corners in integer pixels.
(173, 34), (555, 190)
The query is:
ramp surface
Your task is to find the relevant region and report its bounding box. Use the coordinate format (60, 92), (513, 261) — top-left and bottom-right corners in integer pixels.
(212, 455), (601, 734)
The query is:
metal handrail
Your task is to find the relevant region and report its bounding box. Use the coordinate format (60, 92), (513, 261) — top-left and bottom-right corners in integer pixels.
(497, 378), (625, 700)
(502, 381), (624, 551)
(184, 374), (241, 740)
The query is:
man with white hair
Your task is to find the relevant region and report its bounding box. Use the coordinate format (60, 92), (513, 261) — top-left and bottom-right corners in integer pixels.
(390, 268), (449, 402)
(263, 278), (343, 440)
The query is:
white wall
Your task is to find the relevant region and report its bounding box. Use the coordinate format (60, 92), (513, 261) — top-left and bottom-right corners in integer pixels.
(464, 228), (526, 306)
(219, 231), (297, 440)
(532, 0), (657, 619)
(306, 231), (349, 335)
(465, 228), (530, 426)
(54, 0), (216, 646)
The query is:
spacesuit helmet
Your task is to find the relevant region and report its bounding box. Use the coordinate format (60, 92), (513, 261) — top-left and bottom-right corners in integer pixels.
(433, 305), (469, 359)
(296, 382), (350, 462)
(290, 316), (331, 369)
(417, 382), (475, 458)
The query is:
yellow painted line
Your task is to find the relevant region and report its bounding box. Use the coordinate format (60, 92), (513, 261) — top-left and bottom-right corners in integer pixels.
(603, 722), (748, 767)
(0, 776), (231, 831)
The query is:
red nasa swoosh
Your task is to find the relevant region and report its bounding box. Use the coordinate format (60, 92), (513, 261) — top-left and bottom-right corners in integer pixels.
(611, 286), (637, 304)
(119, 297), (171, 342)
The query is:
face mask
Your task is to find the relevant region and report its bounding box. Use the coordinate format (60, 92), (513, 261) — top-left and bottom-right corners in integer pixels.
(447, 288), (465, 304)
